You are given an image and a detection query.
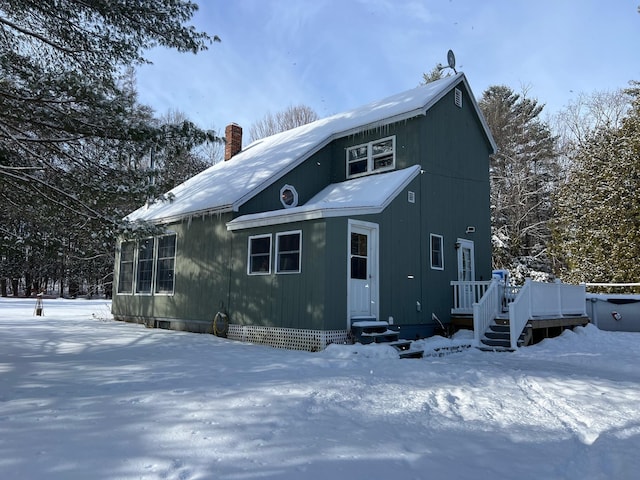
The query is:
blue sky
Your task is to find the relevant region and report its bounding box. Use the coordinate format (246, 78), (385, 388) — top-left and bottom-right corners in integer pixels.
(136, 1), (639, 137)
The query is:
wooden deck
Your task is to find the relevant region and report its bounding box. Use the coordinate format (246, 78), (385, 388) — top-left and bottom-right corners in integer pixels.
(451, 314), (591, 346)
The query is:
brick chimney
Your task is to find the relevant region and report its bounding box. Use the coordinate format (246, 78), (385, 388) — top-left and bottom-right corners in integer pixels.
(224, 123), (242, 161)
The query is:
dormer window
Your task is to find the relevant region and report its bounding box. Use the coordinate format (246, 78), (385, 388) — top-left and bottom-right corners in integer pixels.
(346, 136), (395, 178)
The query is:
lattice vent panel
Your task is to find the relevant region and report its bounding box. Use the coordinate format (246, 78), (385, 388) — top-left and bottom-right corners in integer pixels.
(227, 324), (349, 352)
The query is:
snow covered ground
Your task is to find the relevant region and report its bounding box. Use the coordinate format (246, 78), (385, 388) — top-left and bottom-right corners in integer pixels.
(1, 298), (639, 480)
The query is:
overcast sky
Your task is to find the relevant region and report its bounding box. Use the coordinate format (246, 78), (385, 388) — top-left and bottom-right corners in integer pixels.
(136, 1), (639, 138)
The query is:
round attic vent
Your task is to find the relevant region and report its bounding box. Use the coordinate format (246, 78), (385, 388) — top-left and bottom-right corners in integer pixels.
(280, 184), (298, 208)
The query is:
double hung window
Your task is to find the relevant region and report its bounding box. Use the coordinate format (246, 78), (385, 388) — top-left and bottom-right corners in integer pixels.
(247, 231), (303, 275)
(136, 238), (155, 293)
(155, 234), (177, 293)
(117, 241), (135, 294)
(117, 233), (177, 295)
(248, 235), (272, 275)
(276, 231), (301, 273)
(430, 234), (444, 270)
(346, 136), (395, 178)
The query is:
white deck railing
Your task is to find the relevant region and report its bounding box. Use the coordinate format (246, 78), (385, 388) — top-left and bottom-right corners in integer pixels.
(472, 279), (501, 347)
(451, 280), (492, 314)
(452, 278), (587, 350)
(530, 281), (586, 317)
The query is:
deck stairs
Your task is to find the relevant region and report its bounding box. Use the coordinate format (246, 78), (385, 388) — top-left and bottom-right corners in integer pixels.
(479, 314), (533, 351)
(351, 320), (424, 359)
(453, 278), (588, 352)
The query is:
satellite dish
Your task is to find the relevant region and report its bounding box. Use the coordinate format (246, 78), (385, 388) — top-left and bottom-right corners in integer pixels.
(447, 49), (457, 73)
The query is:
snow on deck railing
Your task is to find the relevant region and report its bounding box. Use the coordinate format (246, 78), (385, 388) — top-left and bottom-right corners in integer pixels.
(451, 280), (492, 313)
(472, 278), (501, 347)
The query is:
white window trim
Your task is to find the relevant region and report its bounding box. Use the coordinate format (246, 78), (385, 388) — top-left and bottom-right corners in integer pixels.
(280, 184), (299, 208)
(117, 233), (177, 297)
(247, 234), (272, 275)
(346, 135), (396, 179)
(116, 241), (135, 295)
(430, 233), (445, 270)
(135, 237), (155, 295)
(154, 233), (177, 296)
(276, 230), (302, 274)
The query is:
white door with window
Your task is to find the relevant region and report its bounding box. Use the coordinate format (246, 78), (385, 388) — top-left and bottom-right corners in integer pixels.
(348, 221), (379, 322)
(457, 238), (475, 309)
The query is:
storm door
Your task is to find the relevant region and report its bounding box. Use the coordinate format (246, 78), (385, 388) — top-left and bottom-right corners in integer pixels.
(348, 221), (379, 322)
(457, 238), (476, 309)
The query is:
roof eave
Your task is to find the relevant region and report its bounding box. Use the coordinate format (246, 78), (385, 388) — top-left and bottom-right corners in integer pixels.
(127, 204), (234, 226)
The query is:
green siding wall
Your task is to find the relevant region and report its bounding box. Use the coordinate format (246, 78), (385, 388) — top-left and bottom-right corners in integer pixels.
(113, 216), (335, 331)
(238, 148), (333, 216)
(113, 79), (493, 337)
(112, 215), (235, 326)
(226, 221), (329, 330)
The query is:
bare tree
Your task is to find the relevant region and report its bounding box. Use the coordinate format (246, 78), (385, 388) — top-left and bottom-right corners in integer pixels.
(553, 89), (629, 151)
(552, 90), (630, 183)
(249, 105), (318, 143)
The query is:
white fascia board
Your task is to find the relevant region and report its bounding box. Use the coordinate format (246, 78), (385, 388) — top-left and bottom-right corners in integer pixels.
(226, 206), (385, 231)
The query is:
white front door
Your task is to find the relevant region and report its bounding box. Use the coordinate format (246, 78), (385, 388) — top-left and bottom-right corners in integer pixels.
(348, 221), (379, 322)
(457, 238), (475, 308)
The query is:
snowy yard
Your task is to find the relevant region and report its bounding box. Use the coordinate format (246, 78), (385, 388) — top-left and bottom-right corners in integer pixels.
(1, 298), (639, 479)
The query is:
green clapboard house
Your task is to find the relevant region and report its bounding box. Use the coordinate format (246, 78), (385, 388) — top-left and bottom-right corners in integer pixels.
(112, 73), (497, 351)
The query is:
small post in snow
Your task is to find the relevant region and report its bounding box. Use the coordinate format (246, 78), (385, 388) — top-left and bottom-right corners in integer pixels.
(34, 293), (44, 316)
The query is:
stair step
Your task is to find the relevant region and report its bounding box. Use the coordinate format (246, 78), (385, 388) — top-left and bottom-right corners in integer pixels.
(477, 345), (515, 352)
(358, 330), (399, 344)
(489, 324), (510, 333)
(481, 338), (511, 347)
(484, 331), (510, 340)
(398, 349), (424, 359)
(351, 321), (423, 358)
(389, 340), (412, 350)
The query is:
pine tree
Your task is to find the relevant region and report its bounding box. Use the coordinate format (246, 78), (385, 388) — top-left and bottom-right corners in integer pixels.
(0, 1), (219, 295)
(551, 83), (640, 284)
(478, 86), (559, 280)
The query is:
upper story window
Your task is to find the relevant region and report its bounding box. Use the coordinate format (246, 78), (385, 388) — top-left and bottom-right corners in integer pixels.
(280, 184), (299, 208)
(346, 136), (395, 178)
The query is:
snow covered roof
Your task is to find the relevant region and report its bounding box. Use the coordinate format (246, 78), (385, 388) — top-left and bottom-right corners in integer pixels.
(227, 165), (421, 230)
(127, 73), (493, 224)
